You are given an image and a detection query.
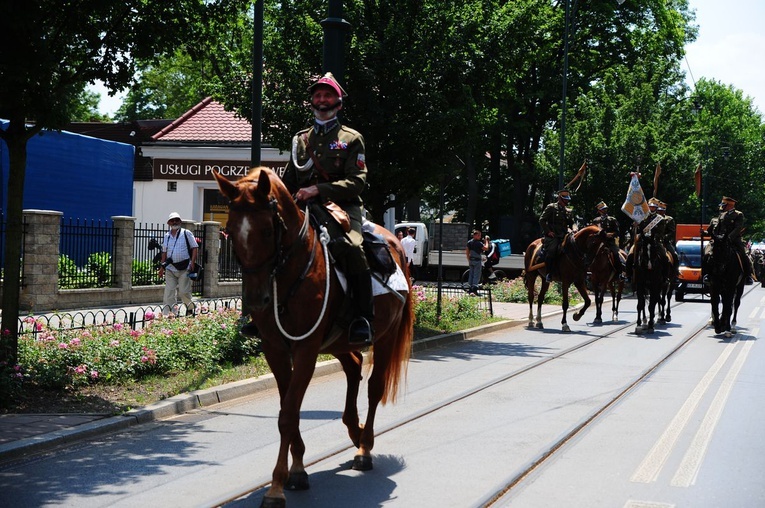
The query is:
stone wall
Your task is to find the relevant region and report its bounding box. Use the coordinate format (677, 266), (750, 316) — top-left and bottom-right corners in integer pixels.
(428, 222), (470, 251)
(15, 210), (241, 313)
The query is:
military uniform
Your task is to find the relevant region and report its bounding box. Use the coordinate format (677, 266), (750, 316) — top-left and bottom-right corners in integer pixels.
(704, 196), (753, 282)
(590, 201), (625, 277)
(626, 198), (665, 279)
(539, 190), (574, 279)
(279, 72), (375, 344)
(657, 201), (679, 277)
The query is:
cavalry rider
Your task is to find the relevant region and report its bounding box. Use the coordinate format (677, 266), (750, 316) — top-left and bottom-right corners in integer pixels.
(590, 201), (627, 281)
(657, 200), (679, 278)
(626, 198), (665, 280)
(539, 189), (575, 282)
(280, 72), (375, 344)
(704, 196), (755, 285)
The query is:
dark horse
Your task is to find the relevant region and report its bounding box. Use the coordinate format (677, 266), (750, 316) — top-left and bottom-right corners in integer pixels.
(632, 232), (668, 334)
(214, 168), (414, 508)
(588, 241), (626, 324)
(707, 235), (745, 337)
(524, 225), (603, 331)
(657, 250), (676, 325)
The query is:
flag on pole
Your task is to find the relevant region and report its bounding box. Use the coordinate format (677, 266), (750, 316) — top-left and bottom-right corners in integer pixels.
(565, 160), (588, 191)
(621, 172), (650, 222)
(694, 163), (702, 198)
(653, 162), (661, 198)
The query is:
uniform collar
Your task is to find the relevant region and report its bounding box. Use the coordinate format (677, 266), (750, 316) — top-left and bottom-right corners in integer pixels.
(314, 118), (339, 135)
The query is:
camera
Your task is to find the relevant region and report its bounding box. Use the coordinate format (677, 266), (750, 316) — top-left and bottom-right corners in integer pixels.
(161, 257), (173, 269)
(188, 271), (199, 280)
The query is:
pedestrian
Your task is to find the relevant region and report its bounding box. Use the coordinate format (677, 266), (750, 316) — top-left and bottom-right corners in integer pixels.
(539, 189), (575, 282)
(158, 212), (198, 317)
(466, 229), (488, 295)
(401, 227), (417, 278)
(280, 72), (374, 344)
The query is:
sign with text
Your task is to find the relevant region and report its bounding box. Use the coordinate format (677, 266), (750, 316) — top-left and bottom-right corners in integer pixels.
(152, 159), (284, 180)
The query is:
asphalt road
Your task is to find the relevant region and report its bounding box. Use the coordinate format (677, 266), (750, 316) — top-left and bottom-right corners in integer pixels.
(1, 289), (763, 508)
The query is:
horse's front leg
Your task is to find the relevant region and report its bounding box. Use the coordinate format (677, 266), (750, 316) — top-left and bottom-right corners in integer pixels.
(527, 275), (537, 328)
(561, 283), (571, 332)
(593, 286), (604, 324)
(572, 279), (591, 323)
(536, 279), (550, 329)
(711, 290), (722, 334)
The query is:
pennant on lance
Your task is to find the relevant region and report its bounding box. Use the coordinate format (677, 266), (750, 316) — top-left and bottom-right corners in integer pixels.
(621, 172), (649, 222)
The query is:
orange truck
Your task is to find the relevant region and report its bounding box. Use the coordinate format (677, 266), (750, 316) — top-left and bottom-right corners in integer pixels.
(674, 223), (709, 301)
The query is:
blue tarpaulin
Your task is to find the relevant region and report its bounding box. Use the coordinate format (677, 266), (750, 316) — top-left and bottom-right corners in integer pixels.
(0, 120), (134, 221)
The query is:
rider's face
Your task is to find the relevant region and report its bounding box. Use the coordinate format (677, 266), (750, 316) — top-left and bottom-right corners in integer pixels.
(311, 88), (342, 120)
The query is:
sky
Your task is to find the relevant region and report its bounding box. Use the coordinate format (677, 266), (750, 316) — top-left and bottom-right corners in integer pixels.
(683, 0), (765, 114)
(93, 0), (765, 117)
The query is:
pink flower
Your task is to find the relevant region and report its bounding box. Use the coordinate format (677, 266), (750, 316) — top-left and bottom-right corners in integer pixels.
(80, 330), (91, 338)
(110, 340), (120, 347)
(35, 322), (43, 331)
(58, 342), (68, 349)
(145, 311), (155, 321)
(141, 355), (149, 363)
(130, 330), (140, 337)
(220, 324), (227, 330)
(69, 338), (81, 346)
(114, 323), (123, 331)
(90, 370), (99, 380)
(74, 365), (86, 374)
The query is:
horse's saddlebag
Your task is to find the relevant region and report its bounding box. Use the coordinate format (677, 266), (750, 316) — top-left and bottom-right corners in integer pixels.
(362, 231), (397, 275)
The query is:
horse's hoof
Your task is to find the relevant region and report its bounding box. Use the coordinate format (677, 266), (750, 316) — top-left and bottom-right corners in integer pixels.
(573, 313), (582, 322)
(635, 326), (642, 334)
(352, 454), (374, 471)
(562, 324), (571, 332)
(658, 318), (666, 325)
(714, 324), (722, 334)
(725, 331), (732, 338)
(260, 496), (287, 508)
(536, 322), (544, 329)
(593, 317), (602, 325)
(646, 327), (654, 334)
(285, 471), (310, 491)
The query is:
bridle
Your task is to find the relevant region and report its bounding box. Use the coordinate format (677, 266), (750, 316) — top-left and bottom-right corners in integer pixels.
(238, 195), (333, 341)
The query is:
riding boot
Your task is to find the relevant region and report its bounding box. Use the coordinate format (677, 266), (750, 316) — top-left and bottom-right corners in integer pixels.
(348, 271), (375, 344)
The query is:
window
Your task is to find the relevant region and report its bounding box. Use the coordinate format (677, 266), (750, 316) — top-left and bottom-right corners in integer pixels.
(167, 182), (177, 192)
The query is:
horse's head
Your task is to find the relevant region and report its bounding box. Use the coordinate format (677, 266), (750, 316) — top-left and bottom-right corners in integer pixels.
(576, 225), (606, 256)
(214, 167), (303, 312)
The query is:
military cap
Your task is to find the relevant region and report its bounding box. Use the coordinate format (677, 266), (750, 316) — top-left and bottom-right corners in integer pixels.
(657, 201), (667, 211)
(596, 201), (608, 210)
(557, 189), (572, 201)
(648, 197), (660, 207)
(721, 196), (737, 205)
(308, 72), (346, 98)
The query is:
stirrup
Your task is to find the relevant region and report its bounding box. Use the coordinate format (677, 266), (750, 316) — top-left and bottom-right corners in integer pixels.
(348, 317), (373, 344)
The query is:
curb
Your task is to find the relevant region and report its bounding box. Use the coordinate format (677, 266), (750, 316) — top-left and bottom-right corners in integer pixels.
(0, 312), (557, 463)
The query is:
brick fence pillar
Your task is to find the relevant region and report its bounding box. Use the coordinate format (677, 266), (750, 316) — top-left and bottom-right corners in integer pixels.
(19, 210), (63, 312)
(111, 216), (136, 290)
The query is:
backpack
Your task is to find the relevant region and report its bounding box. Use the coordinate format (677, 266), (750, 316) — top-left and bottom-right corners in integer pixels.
(487, 242), (500, 264)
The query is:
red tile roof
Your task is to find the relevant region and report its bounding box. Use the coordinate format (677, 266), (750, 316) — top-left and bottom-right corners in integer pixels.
(152, 97), (252, 143)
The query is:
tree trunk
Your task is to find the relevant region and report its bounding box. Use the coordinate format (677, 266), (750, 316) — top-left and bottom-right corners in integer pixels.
(464, 152), (477, 229)
(0, 118), (35, 365)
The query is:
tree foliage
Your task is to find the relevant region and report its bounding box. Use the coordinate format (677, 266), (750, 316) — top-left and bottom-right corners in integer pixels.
(0, 0), (249, 364)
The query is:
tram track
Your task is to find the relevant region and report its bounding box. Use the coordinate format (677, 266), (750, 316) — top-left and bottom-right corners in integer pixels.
(213, 293), (750, 507)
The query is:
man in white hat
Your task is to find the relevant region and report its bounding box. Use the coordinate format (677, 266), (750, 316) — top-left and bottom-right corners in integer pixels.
(158, 212), (198, 316)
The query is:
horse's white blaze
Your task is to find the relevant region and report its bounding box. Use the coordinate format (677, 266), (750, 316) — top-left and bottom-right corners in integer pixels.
(237, 216), (252, 247)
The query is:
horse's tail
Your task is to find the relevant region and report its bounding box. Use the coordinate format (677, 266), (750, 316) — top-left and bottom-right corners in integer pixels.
(380, 287), (414, 405)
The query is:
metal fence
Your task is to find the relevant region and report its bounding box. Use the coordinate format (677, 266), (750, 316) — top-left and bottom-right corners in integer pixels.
(18, 297), (243, 337)
(219, 232), (242, 281)
(417, 281), (494, 316)
(133, 222), (167, 286)
(58, 218), (117, 289)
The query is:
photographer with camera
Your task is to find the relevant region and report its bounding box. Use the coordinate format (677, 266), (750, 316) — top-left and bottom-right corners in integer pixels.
(158, 212), (199, 317)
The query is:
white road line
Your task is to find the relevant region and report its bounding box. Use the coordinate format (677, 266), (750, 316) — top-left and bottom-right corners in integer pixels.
(624, 501), (676, 508)
(748, 306), (758, 320)
(630, 338), (739, 483)
(759, 307), (765, 320)
(670, 339), (755, 487)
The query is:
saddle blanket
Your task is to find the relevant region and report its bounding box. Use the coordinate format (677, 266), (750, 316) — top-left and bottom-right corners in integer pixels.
(335, 220), (410, 296)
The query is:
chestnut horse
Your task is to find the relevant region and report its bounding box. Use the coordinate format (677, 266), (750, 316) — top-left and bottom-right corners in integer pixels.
(588, 242), (626, 324)
(214, 168), (414, 508)
(524, 225), (603, 331)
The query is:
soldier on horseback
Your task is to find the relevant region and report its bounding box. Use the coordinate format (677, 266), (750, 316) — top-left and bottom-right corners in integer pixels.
(539, 189), (575, 282)
(626, 197), (665, 280)
(590, 201), (627, 281)
(657, 200), (679, 279)
(703, 196), (755, 285)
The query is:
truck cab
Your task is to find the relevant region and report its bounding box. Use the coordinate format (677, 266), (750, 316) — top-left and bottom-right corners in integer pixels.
(675, 224), (709, 302)
(394, 222), (430, 268)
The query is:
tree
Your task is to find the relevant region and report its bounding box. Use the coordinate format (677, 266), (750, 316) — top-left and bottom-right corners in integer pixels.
(0, 0), (249, 365)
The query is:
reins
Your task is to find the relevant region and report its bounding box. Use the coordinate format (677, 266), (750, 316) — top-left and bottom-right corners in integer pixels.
(271, 205), (333, 341)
